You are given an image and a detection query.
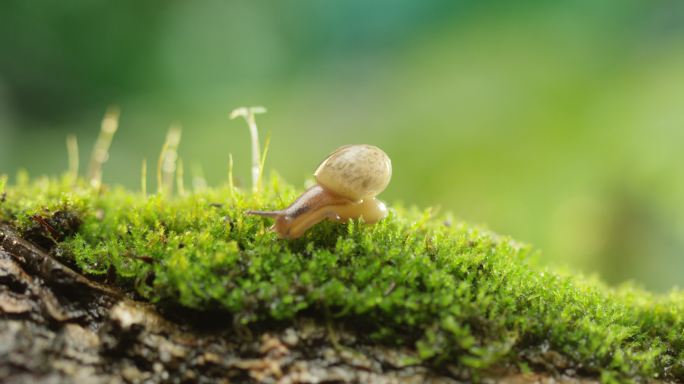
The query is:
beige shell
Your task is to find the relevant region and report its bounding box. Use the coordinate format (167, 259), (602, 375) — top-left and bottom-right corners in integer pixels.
(314, 144), (392, 201)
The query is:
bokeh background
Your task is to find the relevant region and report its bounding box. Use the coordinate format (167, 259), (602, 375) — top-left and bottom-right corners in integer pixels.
(1, 0), (683, 291)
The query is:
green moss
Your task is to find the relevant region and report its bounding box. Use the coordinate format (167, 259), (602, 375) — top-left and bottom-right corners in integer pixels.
(1, 174), (683, 382)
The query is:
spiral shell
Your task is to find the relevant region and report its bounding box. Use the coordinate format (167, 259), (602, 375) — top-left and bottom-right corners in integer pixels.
(314, 144), (392, 201)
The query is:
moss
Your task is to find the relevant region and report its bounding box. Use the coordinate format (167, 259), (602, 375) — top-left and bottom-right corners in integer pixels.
(1, 173), (683, 382)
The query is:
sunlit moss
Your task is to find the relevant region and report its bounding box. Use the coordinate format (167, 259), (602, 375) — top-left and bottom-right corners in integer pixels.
(1, 174), (682, 382)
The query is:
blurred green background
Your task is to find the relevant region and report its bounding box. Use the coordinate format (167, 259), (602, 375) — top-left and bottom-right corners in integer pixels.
(1, 0), (683, 291)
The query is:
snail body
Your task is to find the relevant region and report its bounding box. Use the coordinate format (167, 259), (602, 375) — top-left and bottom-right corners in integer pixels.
(246, 144), (391, 239)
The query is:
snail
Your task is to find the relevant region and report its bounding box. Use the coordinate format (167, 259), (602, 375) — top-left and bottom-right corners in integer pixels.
(246, 144), (392, 239)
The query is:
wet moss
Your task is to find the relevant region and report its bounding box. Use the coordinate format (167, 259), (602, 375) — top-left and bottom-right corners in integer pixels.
(1, 174), (682, 382)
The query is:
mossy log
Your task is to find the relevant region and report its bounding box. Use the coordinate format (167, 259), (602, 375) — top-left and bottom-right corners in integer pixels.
(1, 176), (682, 383)
(0, 224), (577, 384)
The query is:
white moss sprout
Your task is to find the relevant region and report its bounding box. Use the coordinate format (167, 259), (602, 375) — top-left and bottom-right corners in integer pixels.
(230, 106), (267, 192)
(87, 106), (120, 189)
(66, 134), (79, 184)
(157, 125), (182, 196)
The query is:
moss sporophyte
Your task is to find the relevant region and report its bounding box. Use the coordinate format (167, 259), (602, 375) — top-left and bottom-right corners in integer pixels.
(1, 107), (683, 382)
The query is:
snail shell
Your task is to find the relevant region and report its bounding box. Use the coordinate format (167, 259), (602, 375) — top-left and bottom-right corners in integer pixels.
(314, 144), (392, 201)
